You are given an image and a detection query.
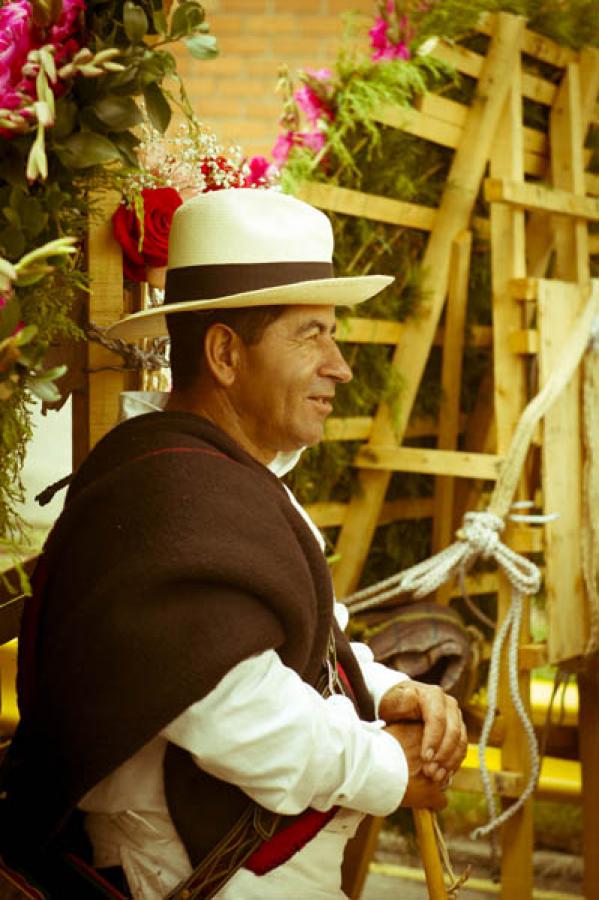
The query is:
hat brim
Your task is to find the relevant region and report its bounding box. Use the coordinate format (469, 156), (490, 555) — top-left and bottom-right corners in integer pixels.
(106, 274), (394, 341)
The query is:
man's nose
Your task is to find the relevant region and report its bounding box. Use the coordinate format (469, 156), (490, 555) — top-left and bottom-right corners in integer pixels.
(322, 341), (353, 383)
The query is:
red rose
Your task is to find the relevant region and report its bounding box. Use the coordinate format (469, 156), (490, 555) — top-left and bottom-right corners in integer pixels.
(112, 187), (182, 283)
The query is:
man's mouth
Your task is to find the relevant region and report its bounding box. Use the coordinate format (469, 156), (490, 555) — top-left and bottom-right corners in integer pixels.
(309, 396), (334, 414)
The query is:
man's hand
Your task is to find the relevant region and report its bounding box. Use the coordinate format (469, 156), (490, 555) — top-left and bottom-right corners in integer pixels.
(379, 681), (467, 783)
(385, 722), (448, 811)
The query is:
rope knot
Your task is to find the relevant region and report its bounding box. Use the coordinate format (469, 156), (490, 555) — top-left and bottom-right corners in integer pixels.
(457, 511), (504, 559)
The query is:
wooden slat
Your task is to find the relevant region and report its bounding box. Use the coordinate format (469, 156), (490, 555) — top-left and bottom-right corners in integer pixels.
(86, 192), (128, 451)
(508, 329), (539, 354)
(374, 95), (547, 177)
(586, 172), (599, 196)
(590, 234), (599, 255)
(539, 281), (587, 664)
(332, 14), (527, 598)
(430, 40), (557, 106)
(432, 233), (472, 589)
(304, 496), (435, 528)
(296, 182), (436, 231)
(485, 176), (599, 220)
(488, 59), (535, 897)
(336, 317), (403, 344)
(477, 13), (578, 68)
(355, 446), (502, 479)
(323, 416), (372, 441)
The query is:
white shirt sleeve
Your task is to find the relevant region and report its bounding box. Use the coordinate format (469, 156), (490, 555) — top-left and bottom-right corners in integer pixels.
(162, 649), (408, 818)
(333, 601), (410, 717)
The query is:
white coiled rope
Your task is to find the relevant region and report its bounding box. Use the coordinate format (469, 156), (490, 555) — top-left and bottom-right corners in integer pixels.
(344, 280), (599, 841)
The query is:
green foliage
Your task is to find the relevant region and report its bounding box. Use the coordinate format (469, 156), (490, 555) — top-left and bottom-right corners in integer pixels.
(0, 0), (219, 540)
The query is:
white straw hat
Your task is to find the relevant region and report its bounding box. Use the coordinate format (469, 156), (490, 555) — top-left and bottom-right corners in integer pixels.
(107, 189), (394, 340)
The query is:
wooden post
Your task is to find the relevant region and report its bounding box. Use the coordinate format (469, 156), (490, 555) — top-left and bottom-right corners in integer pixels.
(488, 57), (535, 899)
(432, 231), (472, 603)
(413, 810), (448, 899)
(332, 13), (526, 599)
(74, 192), (130, 466)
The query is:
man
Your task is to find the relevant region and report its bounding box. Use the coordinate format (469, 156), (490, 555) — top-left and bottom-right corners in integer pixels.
(2, 189), (466, 898)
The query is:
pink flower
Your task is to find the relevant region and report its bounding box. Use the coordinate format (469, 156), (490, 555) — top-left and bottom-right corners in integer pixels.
(0, 0), (36, 110)
(49, 0), (84, 68)
(298, 130), (325, 155)
(272, 131), (295, 167)
(245, 155), (272, 186)
(294, 84), (333, 127)
(304, 67), (333, 83)
(369, 12), (412, 62)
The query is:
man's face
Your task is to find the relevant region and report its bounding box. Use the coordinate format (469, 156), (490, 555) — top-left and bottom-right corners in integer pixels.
(231, 304), (352, 461)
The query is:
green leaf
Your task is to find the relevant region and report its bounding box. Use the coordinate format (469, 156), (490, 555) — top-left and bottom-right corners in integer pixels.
(56, 132), (121, 169)
(143, 83), (171, 134)
(0, 227), (25, 260)
(171, 2), (205, 38)
(0, 297), (22, 341)
(152, 8), (167, 35)
(52, 98), (78, 141)
(184, 32), (218, 60)
(21, 198), (48, 239)
(14, 324), (37, 346)
(36, 364), (67, 382)
(93, 96), (142, 132)
(111, 130), (141, 166)
(123, 1), (148, 43)
(28, 378), (61, 403)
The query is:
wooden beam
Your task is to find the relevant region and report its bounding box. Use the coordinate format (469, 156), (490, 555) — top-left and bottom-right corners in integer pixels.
(85, 192), (128, 452)
(430, 39), (557, 106)
(477, 13), (578, 67)
(508, 329), (539, 354)
(432, 233), (472, 598)
(336, 317), (403, 344)
(332, 13), (527, 598)
(485, 176), (599, 220)
(354, 446), (502, 479)
(304, 496), (436, 528)
(295, 182), (436, 231)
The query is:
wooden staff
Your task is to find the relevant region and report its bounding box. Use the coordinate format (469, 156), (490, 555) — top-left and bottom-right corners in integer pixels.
(412, 809), (448, 899)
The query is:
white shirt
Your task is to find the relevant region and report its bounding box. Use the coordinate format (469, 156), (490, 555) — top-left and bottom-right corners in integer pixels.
(80, 395), (410, 899)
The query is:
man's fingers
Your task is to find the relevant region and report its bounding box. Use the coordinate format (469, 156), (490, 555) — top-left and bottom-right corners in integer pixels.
(428, 695), (464, 767)
(418, 685), (448, 761)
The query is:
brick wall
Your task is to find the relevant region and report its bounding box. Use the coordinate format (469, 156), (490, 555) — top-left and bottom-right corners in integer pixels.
(173, 0), (375, 158)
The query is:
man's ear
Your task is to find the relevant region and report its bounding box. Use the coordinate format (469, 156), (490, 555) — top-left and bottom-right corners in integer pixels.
(203, 323), (241, 388)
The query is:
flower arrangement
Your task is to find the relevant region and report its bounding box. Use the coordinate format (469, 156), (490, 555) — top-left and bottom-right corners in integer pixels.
(0, 0), (219, 540)
(111, 118), (278, 284)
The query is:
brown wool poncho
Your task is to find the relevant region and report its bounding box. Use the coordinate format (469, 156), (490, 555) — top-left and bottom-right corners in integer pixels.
(3, 412), (374, 867)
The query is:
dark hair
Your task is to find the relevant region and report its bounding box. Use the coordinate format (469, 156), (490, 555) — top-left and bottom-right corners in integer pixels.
(167, 306), (285, 390)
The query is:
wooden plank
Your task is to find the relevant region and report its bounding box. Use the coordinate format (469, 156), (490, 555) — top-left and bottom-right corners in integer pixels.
(508, 329), (539, 354)
(323, 416), (373, 441)
(336, 317), (403, 344)
(432, 233), (472, 591)
(430, 40), (557, 106)
(85, 192), (128, 451)
(539, 280), (587, 664)
(551, 63), (591, 282)
(587, 172), (599, 196)
(485, 176), (599, 220)
(477, 14), (578, 67)
(295, 182), (436, 231)
(590, 234), (599, 255)
(332, 13), (527, 599)
(354, 446), (502, 479)
(342, 816), (383, 899)
(304, 496), (435, 528)
(525, 51), (599, 279)
(371, 102), (463, 149)
(487, 59), (535, 899)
